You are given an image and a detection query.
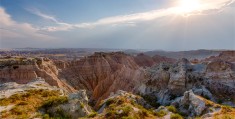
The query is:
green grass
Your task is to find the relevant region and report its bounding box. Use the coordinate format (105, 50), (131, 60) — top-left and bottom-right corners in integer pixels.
(0, 89), (65, 119)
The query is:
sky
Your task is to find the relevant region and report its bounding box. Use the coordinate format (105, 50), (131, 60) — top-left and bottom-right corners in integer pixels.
(0, 0), (235, 51)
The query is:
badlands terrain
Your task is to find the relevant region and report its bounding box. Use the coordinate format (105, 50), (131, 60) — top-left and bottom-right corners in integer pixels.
(0, 49), (235, 119)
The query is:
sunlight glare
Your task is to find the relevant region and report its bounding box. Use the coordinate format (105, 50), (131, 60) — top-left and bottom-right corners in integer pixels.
(177, 0), (201, 14)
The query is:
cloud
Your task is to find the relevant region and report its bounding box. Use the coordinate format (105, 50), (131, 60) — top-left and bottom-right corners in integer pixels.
(28, 0), (235, 32)
(0, 7), (55, 41)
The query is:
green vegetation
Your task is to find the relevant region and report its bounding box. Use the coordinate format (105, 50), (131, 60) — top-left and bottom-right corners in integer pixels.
(0, 89), (67, 119)
(41, 96), (68, 108)
(170, 113), (184, 119)
(154, 110), (167, 117)
(141, 94), (160, 108)
(167, 105), (177, 113)
(96, 95), (157, 119)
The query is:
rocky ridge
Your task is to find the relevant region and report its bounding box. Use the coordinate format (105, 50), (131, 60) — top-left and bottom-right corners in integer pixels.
(0, 51), (235, 118)
(0, 57), (75, 92)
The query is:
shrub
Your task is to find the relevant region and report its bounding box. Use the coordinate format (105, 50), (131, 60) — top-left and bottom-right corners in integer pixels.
(217, 99), (223, 104)
(141, 94), (160, 108)
(80, 102), (85, 108)
(170, 113), (183, 119)
(167, 105), (177, 113)
(43, 114), (50, 119)
(137, 108), (150, 118)
(41, 96), (68, 108)
(155, 110), (167, 117)
(120, 106), (132, 117)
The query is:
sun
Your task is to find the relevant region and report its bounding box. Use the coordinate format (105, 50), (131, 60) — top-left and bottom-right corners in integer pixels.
(176, 0), (201, 14)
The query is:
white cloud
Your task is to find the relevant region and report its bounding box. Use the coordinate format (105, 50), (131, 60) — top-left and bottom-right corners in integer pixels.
(27, 0), (235, 32)
(0, 7), (55, 40)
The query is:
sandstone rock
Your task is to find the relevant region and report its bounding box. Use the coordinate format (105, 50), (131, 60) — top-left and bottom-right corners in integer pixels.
(134, 53), (155, 67)
(172, 90), (206, 116)
(0, 58), (76, 93)
(58, 52), (146, 106)
(133, 53), (176, 68)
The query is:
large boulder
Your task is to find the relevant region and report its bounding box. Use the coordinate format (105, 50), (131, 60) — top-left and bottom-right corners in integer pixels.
(172, 90), (206, 116)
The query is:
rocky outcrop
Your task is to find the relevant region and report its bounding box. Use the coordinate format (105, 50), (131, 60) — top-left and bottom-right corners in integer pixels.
(99, 90), (152, 111)
(203, 51), (235, 62)
(172, 90), (206, 116)
(95, 90), (157, 119)
(0, 57), (76, 92)
(143, 58), (202, 95)
(45, 90), (92, 119)
(205, 60), (235, 80)
(140, 58), (235, 107)
(0, 77), (65, 99)
(58, 52), (146, 105)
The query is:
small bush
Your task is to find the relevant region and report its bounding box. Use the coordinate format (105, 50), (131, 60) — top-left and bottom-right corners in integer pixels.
(170, 113), (183, 119)
(137, 108), (150, 118)
(80, 102), (85, 108)
(43, 114), (50, 119)
(141, 94), (160, 108)
(155, 110), (167, 117)
(167, 105), (177, 113)
(41, 96), (68, 108)
(217, 99), (223, 104)
(120, 106), (132, 117)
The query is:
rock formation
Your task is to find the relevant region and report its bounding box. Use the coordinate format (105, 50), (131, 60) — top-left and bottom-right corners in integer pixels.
(134, 53), (176, 67)
(0, 79), (92, 119)
(134, 53), (155, 67)
(45, 90), (92, 119)
(58, 52), (146, 105)
(140, 58), (235, 106)
(203, 51), (235, 63)
(0, 57), (75, 92)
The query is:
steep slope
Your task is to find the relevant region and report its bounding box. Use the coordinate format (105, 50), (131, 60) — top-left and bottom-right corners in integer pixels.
(0, 57), (75, 92)
(139, 58), (235, 106)
(134, 53), (155, 67)
(58, 52), (146, 104)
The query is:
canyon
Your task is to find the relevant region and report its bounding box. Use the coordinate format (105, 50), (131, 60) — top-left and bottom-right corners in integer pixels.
(0, 49), (235, 118)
